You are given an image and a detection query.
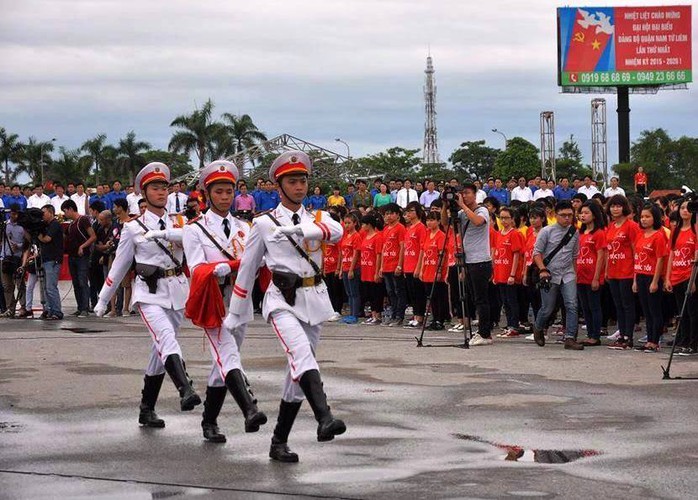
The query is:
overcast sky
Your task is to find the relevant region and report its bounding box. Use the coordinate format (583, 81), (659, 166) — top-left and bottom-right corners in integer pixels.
(1, 0), (695, 170)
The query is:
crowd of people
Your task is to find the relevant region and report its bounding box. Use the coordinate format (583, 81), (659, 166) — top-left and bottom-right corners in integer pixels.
(0, 170), (696, 357)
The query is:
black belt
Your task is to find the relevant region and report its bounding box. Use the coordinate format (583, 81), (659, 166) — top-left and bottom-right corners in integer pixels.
(154, 266), (183, 278)
(271, 271), (323, 306)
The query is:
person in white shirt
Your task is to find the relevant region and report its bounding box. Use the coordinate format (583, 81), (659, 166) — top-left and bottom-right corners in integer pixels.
(70, 182), (89, 216)
(510, 177), (533, 202)
(395, 179), (419, 208)
(126, 185), (141, 215)
(50, 184), (70, 216)
(27, 185), (52, 209)
(166, 182), (188, 214)
(419, 180), (441, 208)
(533, 180), (555, 201)
(474, 180), (487, 204)
(577, 176), (600, 199)
(603, 177), (626, 198)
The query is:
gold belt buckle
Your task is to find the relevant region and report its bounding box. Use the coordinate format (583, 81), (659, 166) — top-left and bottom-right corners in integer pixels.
(301, 276), (316, 287)
(164, 268), (176, 277)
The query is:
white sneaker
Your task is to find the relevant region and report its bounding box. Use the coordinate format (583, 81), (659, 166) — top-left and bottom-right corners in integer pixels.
(403, 319), (419, 329)
(607, 330), (621, 341)
(448, 324), (464, 332)
(469, 333), (494, 346)
(525, 333), (535, 341)
(328, 312), (342, 322)
(363, 317), (376, 325)
(496, 327), (511, 338)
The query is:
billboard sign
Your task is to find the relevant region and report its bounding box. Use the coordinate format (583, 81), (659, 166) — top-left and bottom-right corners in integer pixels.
(558, 6), (692, 86)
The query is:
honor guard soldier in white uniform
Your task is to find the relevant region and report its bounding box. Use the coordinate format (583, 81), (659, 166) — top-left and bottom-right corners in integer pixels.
(182, 160), (267, 443)
(94, 162), (201, 428)
(225, 151), (346, 463)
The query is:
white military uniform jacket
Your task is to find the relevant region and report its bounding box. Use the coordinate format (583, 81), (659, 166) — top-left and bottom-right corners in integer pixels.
(182, 210), (250, 303)
(98, 209), (189, 310)
(228, 204), (343, 326)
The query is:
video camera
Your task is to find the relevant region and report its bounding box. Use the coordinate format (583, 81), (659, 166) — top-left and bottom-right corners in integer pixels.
(16, 208), (47, 238)
(684, 191), (698, 214)
(442, 185), (460, 212)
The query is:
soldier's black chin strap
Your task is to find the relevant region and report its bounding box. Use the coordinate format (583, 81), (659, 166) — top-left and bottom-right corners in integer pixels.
(277, 175), (305, 211)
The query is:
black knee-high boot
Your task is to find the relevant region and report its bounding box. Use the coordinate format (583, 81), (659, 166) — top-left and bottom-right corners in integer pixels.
(202, 386), (227, 443)
(225, 369), (267, 432)
(164, 354), (201, 411)
(139, 374), (165, 428)
(269, 400), (302, 462)
(298, 369), (346, 442)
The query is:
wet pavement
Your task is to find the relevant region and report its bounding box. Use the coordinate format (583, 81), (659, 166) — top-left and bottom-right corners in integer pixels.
(2, 312), (698, 499)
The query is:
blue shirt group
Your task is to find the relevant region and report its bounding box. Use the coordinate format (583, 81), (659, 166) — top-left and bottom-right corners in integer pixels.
(2, 194), (27, 211)
(488, 187), (510, 206)
(89, 193), (112, 210)
(553, 187), (577, 200)
(307, 194), (327, 210)
(255, 190), (281, 212)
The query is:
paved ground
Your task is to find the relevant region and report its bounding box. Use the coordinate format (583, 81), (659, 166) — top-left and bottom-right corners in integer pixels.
(1, 288), (698, 498)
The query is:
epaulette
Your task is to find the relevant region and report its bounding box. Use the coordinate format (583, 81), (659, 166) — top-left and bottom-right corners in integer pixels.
(253, 210), (273, 218)
(186, 215), (203, 225)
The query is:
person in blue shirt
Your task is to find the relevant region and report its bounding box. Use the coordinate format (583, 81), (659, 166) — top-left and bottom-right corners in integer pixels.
(344, 183), (356, 208)
(256, 179), (281, 211)
(5, 184), (27, 211)
(89, 184), (113, 210)
(307, 186), (327, 210)
(553, 177), (577, 200)
(107, 180), (127, 205)
(370, 178), (382, 197)
(488, 178), (510, 206)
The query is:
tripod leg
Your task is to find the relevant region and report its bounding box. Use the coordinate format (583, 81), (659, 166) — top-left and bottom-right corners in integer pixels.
(663, 263), (698, 380)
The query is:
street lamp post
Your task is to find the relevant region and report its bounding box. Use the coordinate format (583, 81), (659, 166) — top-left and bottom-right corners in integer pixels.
(334, 138), (351, 159)
(491, 128), (508, 149)
(39, 137), (57, 187)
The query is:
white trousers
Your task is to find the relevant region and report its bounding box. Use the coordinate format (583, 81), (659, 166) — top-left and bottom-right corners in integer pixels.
(137, 303), (184, 376)
(204, 324), (246, 387)
(269, 309), (321, 403)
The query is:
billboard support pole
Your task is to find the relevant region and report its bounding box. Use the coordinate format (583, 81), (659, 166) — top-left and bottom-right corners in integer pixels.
(617, 86), (630, 164)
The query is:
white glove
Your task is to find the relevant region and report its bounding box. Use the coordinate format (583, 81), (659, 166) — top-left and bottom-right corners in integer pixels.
(272, 225), (303, 239)
(144, 230), (168, 241)
(213, 263), (231, 277)
(94, 301), (108, 318)
(223, 313), (241, 331)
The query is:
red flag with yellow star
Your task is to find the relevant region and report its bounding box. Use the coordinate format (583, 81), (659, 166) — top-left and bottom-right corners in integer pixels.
(563, 8), (613, 72)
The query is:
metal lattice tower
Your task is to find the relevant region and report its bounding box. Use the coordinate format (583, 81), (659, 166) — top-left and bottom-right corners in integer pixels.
(540, 111), (556, 180)
(591, 98), (608, 185)
(423, 55), (440, 164)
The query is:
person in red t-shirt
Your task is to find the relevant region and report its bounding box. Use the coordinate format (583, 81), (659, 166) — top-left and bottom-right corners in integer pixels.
(402, 201), (427, 328)
(576, 201), (607, 346)
(634, 166), (648, 197)
(323, 236), (343, 320)
(664, 199), (698, 354)
(633, 204), (668, 352)
(415, 212), (448, 330)
(522, 206), (547, 326)
(605, 195), (641, 349)
(359, 213), (384, 325)
(379, 203), (407, 326)
(492, 207), (524, 336)
(337, 213), (362, 324)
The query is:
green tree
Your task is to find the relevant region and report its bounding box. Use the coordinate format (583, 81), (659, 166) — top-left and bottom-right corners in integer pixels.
(117, 131), (151, 183)
(555, 134), (589, 180)
(357, 147), (421, 180)
(492, 137), (539, 181)
(671, 135), (698, 190)
(16, 137), (55, 185)
(47, 147), (90, 186)
(142, 150), (194, 181)
(218, 113), (268, 160)
(415, 162), (454, 183)
(81, 133), (116, 185)
(629, 128), (676, 190)
(448, 140), (500, 181)
(169, 99), (223, 169)
(0, 127), (24, 184)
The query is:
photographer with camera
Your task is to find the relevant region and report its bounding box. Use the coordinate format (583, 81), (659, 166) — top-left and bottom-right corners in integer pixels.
(531, 200), (584, 350)
(442, 182), (494, 346)
(0, 204), (30, 318)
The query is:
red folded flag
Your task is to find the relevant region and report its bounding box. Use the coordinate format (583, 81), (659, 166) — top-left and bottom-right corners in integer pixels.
(185, 260), (240, 329)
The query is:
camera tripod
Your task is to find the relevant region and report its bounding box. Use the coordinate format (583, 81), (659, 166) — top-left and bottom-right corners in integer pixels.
(416, 208), (472, 349)
(661, 258), (698, 380)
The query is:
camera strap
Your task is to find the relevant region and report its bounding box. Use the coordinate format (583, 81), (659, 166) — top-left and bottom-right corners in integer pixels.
(542, 226), (576, 266)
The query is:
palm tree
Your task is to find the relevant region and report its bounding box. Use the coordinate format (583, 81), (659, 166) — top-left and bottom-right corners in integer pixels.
(81, 133), (116, 185)
(169, 99), (223, 169)
(220, 113), (268, 170)
(0, 127), (24, 184)
(47, 147), (90, 186)
(16, 137), (55, 185)
(117, 131), (151, 183)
